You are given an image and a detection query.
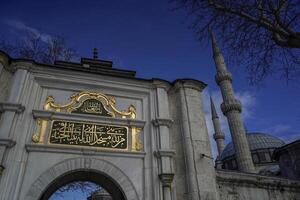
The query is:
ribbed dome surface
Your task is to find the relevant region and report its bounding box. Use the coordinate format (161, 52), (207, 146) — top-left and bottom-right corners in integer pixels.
(220, 132), (285, 160)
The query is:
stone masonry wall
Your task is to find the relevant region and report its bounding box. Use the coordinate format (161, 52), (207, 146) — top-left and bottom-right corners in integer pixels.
(0, 64), (13, 102)
(216, 170), (300, 200)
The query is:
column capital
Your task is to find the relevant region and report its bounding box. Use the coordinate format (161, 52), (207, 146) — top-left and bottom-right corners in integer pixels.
(159, 173), (174, 187)
(0, 139), (16, 148)
(0, 51), (14, 73)
(0, 102), (25, 113)
(152, 118), (173, 128)
(172, 79), (207, 92)
(0, 165), (4, 176)
(152, 79), (171, 91)
(154, 149), (176, 158)
(221, 99), (242, 115)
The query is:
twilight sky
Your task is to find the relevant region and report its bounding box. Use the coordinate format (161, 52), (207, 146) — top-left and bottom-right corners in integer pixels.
(1, 0), (300, 169)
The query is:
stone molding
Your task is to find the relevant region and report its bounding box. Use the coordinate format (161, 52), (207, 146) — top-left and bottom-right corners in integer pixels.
(216, 170), (300, 192)
(152, 118), (173, 128)
(0, 139), (16, 148)
(213, 133), (225, 140)
(0, 165), (4, 176)
(25, 144), (146, 158)
(154, 149), (176, 158)
(11, 61), (34, 71)
(159, 173), (174, 187)
(0, 102), (25, 113)
(215, 71), (232, 85)
(0, 51), (14, 73)
(172, 79), (207, 92)
(221, 99), (242, 115)
(32, 110), (146, 127)
(152, 79), (171, 91)
(24, 157), (140, 200)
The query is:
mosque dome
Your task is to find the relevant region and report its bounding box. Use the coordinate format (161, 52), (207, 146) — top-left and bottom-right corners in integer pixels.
(220, 132), (285, 160)
(87, 188), (112, 200)
(220, 132), (285, 170)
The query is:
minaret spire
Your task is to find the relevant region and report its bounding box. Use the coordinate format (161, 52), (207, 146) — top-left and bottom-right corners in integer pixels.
(210, 31), (255, 173)
(210, 31), (228, 73)
(210, 97), (225, 156)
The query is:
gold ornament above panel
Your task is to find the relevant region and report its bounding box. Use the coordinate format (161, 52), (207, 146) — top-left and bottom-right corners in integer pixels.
(44, 91), (136, 119)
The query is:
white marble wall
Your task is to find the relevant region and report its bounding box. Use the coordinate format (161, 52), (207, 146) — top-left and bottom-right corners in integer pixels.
(0, 64), (13, 102)
(0, 61), (159, 200)
(1, 57), (299, 200)
(169, 80), (219, 200)
(217, 170), (300, 200)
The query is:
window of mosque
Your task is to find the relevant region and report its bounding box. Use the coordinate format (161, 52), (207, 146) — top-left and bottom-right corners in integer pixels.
(252, 153), (259, 164)
(258, 152), (267, 162)
(265, 152), (272, 162)
(224, 163), (228, 169)
(232, 159), (237, 169)
(227, 160), (233, 169)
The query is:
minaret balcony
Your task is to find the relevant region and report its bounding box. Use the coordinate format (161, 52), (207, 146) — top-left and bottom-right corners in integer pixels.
(215, 71), (232, 85)
(221, 99), (242, 115)
(213, 133), (225, 140)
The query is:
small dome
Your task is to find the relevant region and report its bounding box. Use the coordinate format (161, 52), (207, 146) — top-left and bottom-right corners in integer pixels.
(220, 132), (285, 160)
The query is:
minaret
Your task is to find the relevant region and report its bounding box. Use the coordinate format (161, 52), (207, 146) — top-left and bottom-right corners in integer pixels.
(210, 97), (225, 156)
(210, 32), (255, 173)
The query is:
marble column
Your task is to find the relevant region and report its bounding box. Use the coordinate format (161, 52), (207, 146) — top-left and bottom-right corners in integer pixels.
(173, 79), (219, 200)
(152, 79), (174, 200)
(0, 68), (27, 199)
(0, 69), (27, 138)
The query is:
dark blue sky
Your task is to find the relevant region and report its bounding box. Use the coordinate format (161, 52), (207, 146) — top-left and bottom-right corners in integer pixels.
(1, 0), (299, 147)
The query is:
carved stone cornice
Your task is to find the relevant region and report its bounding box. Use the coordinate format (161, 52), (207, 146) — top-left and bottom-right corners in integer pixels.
(152, 79), (171, 91)
(216, 170), (300, 191)
(213, 132), (225, 140)
(32, 110), (146, 127)
(154, 149), (176, 158)
(221, 99), (242, 115)
(172, 79), (207, 92)
(11, 61), (34, 71)
(0, 139), (16, 148)
(0, 102), (25, 113)
(0, 51), (15, 73)
(152, 118), (174, 128)
(215, 71), (232, 85)
(32, 110), (54, 119)
(0, 165), (4, 176)
(159, 173), (175, 187)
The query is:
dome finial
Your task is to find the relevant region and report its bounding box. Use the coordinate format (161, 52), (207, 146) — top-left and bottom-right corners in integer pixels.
(93, 48), (98, 59)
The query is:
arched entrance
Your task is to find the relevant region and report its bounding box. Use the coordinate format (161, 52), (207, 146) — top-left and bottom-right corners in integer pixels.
(24, 158), (139, 200)
(40, 170), (125, 200)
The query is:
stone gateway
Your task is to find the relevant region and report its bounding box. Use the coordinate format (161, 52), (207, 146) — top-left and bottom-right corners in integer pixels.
(0, 37), (299, 200)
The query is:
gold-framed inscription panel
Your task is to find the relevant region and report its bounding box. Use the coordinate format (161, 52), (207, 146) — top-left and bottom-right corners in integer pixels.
(49, 120), (128, 150)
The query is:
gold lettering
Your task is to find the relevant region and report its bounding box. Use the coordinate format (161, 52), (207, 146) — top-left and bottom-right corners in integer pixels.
(49, 120), (128, 150)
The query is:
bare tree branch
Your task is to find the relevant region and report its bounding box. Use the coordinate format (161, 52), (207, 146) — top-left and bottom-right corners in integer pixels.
(173, 0), (300, 84)
(0, 32), (77, 64)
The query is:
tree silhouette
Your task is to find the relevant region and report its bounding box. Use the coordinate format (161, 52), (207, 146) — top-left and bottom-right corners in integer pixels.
(174, 0), (300, 84)
(0, 32), (77, 64)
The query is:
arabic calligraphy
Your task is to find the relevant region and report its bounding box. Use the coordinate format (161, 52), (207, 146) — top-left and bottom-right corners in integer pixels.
(71, 99), (113, 117)
(49, 120), (128, 149)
